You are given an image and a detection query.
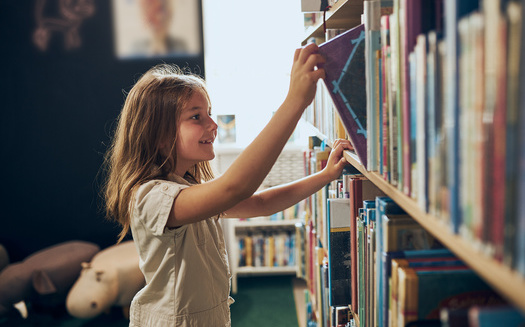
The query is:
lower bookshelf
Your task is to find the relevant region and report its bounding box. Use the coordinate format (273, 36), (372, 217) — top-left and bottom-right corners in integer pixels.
(343, 150), (525, 313)
(227, 218), (303, 294)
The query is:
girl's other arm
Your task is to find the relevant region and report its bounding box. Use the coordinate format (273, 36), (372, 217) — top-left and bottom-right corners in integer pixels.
(168, 43), (325, 227)
(224, 139), (352, 218)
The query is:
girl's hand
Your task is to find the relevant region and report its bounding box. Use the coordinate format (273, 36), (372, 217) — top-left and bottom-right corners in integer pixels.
(323, 139), (354, 181)
(285, 43), (326, 110)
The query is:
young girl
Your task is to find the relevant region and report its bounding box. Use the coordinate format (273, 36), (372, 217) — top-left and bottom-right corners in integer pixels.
(103, 43), (353, 326)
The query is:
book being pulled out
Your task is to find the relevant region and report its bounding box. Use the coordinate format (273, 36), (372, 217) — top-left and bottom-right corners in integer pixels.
(318, 24), (367, 167)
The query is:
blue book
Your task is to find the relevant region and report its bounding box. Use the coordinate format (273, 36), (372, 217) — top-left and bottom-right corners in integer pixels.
(468, 306), (525, 327)
(375, 197), (406, 327)
(443, 0), (478, 233)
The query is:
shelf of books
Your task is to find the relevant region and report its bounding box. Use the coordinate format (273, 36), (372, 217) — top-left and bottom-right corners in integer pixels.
(230, 216), (304, 294)
(299, 0), (525, 326)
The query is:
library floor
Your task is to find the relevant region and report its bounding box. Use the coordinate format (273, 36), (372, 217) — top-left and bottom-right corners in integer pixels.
(230, 275), (307, 327)
(0, 276), (307, 327)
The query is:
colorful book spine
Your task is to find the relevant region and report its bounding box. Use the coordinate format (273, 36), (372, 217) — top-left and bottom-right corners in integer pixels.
(350, 177), (386, 313)
(375, 197), (406, 327)
(326, 198), (352, 306)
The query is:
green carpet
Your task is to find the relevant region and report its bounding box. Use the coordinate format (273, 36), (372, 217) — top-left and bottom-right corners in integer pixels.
(0, 276), (298, 326)
(231, 276), (298, 327)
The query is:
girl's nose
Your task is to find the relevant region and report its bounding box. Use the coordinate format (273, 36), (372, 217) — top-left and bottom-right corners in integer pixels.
(208, 116), (218, 131)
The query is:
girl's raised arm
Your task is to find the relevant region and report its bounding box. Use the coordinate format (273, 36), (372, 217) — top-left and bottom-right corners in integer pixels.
(167, 43), (325, 227)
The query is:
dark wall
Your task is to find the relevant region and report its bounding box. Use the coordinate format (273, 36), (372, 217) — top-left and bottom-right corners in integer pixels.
(0, 0), (205, 262)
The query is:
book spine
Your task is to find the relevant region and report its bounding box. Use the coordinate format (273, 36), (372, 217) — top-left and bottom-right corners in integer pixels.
(517, 0), (525, 277)
(416, 34), (428, 212)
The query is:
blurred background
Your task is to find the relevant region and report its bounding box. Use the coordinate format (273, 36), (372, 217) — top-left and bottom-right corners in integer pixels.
(0, 0), (304, 262)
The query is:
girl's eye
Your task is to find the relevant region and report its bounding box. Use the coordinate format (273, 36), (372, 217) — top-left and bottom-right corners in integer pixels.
(191, 114), (200, 120)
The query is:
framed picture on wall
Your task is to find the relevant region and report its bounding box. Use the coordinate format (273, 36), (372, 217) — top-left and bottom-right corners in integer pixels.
(217, 115), (236, 144)
(111, 0), (202, 59)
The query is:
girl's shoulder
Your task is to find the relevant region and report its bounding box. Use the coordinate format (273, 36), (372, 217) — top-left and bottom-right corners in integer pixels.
(134, 179), (186, 202)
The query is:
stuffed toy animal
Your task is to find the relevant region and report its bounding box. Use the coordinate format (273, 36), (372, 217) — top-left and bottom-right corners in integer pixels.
(66, 240), (145, 319)
(0, 240), (100, 317)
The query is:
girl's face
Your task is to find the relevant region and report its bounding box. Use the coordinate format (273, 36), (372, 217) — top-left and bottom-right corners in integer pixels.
(174, 90), (217, 176)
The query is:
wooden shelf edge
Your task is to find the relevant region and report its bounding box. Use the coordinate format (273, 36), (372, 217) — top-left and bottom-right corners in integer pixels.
(236, 266), (298, 275)
(343, 150), (525, 313)
(233, 218), (301, 229)
(301, 0), (364, 45)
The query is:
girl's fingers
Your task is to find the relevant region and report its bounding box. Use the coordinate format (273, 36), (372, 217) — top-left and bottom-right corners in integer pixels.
(298, 43), (319, 64)
(305, 53), (326, 70)
(310, 68), (325, 83)
(293, 47), (301, 63)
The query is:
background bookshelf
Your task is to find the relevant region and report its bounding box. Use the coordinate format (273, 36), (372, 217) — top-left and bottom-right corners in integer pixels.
(229, 218), (302, 293)
(212, 146), (307, 294)
(300, 0), (525, 325)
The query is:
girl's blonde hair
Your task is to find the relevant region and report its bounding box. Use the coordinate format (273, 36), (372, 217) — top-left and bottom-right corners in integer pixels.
(103, 64), (215, 243)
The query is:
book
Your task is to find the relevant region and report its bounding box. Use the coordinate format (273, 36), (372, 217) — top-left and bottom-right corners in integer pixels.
(383, 215), (441, 252)
(349, 177), (385, 313)
(375, 197), (406, 327)
(326, 198), (352, 306)
(365, 204), (377, 327)
(409, 50), (417, 200)
(503, 0), (522, 268)
(517, 0), (525, 277)
(365, 1), (394, 172)
(489, 6), (508, 259)
(439, 307), (469, 327)
(381, 14), (395, 183)
(468, 305), (525, 327)
(400, 0), (442, 199)
(426, 30), (440, 217)
(318, 24), (368, 167)
(389, 12), (402, 189)
(357, 208), (366, 324)
(383, 249), (454, 326)
(381, 223), (446, 327)
(443, 0), (479, 234)
(391, 256), (464, 327)
(397, 267), (502, 326)
(415, 33), (428, 211)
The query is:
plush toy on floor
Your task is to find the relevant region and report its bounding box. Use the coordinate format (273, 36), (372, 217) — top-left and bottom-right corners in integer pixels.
(66, 240), (145, 319)
(0, 241), (100, 318)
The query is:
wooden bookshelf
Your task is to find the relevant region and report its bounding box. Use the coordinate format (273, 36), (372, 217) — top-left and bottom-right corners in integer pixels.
(300, 0), (525, 321)
(301, 0), (364, 45)
(343, 150), (525, 313)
